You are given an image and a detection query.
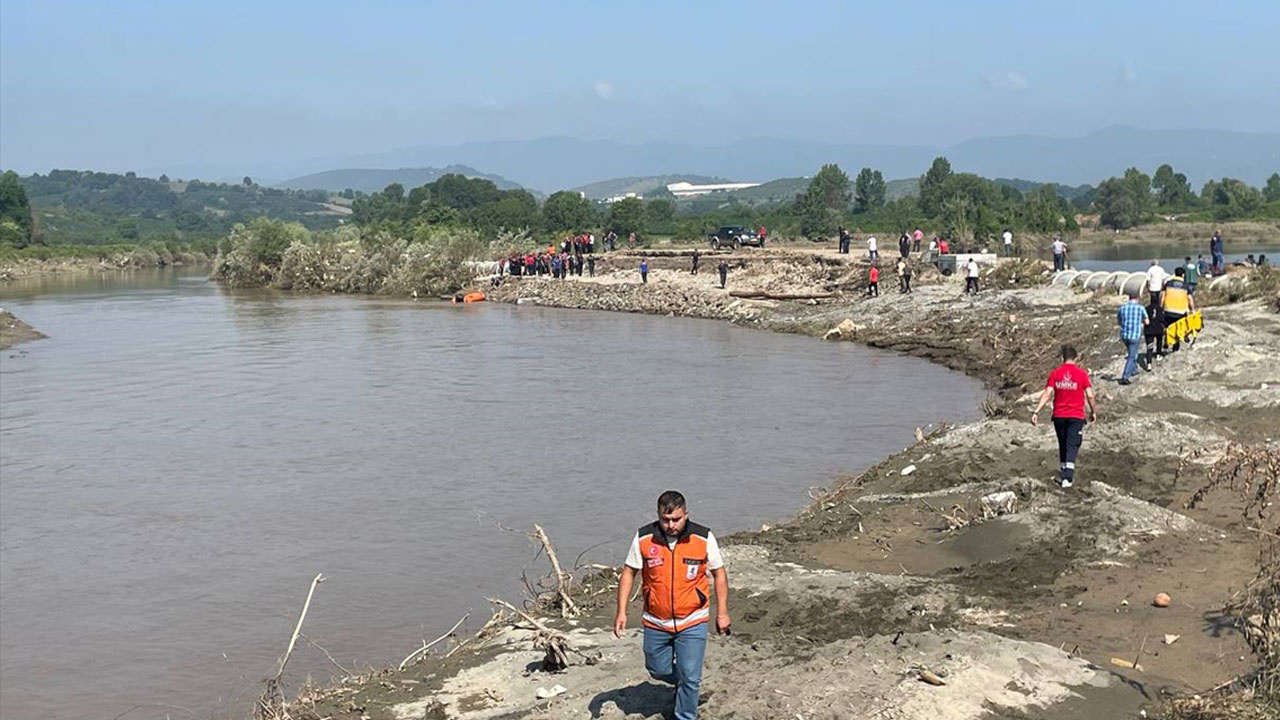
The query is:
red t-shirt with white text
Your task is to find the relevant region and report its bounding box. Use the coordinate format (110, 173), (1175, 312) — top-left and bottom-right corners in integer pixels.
(1046, 362), (1091, 419)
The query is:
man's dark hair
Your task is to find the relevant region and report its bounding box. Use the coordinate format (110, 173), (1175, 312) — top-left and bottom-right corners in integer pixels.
(1061, 344), (1078, 361)
(658, 491), (687, 514)
(1175, 267), (1185, 277)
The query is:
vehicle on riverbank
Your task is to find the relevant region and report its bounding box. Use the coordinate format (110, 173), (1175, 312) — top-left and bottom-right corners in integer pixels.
(708, 225), (764, 250)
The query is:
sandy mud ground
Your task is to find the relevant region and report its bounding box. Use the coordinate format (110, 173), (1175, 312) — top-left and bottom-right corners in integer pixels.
(0, 309), (45, 349)
(274, 249), (1278, 720)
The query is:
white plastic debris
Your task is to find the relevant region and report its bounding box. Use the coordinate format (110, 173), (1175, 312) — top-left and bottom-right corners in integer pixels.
(980, 491), (1019, 517)
(536, 684), (567, 699)
(900, 465), (917, 476)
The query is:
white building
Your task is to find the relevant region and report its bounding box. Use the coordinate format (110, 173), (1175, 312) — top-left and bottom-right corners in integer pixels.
(666, 181), (761, 198)
(604, 192), (642, 204)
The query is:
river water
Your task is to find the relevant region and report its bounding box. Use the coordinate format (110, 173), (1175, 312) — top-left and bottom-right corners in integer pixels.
(0, 269), (982, 720)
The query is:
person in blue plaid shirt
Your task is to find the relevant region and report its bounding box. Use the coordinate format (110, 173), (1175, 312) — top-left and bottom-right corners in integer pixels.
(1116, 291), (1149, 385)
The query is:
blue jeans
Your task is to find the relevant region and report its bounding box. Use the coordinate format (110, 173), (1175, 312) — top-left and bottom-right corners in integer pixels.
(643, 622), (708, 720)
(1122, 337), (1141, 380)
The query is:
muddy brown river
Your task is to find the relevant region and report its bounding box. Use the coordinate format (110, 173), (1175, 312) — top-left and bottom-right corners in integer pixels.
(0, 269), (982, 720)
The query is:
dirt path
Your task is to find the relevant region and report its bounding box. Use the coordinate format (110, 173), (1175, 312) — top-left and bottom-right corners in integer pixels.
(290, 252), (1278, 720)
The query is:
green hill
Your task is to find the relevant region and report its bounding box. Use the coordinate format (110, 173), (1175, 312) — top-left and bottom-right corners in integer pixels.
(276, 165), (526, 194)
(20, 170), (343, 244)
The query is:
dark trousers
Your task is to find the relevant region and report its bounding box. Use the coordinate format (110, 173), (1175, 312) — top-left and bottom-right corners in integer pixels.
(1053, 254), (1065, 271)
(965, 277), (979, 294)
(1053, 417), (1085, 481)
(1164, 312), (1186, 352)
(866, 281), (878, 297)
(718, 271), (727, 288)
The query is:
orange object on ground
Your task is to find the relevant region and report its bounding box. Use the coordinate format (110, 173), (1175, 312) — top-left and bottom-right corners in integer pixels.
(463, 292), (486, 303)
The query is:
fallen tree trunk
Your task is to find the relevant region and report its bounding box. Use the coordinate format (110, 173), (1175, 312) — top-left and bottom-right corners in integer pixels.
(729, 290), (837, 300)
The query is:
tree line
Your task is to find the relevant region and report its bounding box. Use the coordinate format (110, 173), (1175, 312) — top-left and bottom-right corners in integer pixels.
(5, 161), (1278, 254)
(2, 169), (343, 247)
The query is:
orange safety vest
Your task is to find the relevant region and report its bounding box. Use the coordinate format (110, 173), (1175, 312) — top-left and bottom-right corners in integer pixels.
(636, 521), (712, 632)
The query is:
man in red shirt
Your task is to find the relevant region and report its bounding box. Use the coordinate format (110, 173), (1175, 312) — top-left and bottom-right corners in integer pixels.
(1030, 345), (1097, 488)
(865, 265), (880, 297)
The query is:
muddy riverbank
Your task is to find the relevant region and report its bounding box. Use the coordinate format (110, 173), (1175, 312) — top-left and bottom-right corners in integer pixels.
(0, 310), (44, 349)
(0, 250), (209, 281)
(279, 249), (1279, 720)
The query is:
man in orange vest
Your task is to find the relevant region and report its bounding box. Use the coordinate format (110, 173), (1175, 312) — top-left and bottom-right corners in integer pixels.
(615, 491), (729, 720)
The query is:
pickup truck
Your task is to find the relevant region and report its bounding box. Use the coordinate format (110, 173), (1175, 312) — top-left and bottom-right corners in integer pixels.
(707, 225), (764, 250)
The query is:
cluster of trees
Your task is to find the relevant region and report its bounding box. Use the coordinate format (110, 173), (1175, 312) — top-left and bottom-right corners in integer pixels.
(1093, 165), (1280, 229)
(9, 170), (341, 245)
(783, 157), (1079, 242)
(349, 173), (677, 238)
(0, 171), (34, 247)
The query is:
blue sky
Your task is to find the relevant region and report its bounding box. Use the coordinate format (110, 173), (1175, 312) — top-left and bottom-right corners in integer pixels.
(2, 0), (1277, 177)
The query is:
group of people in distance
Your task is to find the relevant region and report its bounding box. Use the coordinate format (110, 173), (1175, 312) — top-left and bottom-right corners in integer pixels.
(496, 230), (643, 282)
(860, 229), (989, 298)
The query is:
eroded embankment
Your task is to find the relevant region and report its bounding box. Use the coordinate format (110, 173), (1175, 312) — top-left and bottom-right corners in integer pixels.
(0, 309), (45, 349)
(287, 253), (1280, 720)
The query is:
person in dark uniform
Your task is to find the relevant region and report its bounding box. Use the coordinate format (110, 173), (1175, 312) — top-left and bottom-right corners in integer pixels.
(691, 249), (700, 275)
(717, 260), (729, 289)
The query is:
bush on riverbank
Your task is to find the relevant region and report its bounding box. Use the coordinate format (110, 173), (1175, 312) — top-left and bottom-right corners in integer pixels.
(211, 218), (495, 295)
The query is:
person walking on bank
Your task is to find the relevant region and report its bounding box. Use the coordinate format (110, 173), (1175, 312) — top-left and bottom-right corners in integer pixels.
(615, 491), (730, 720)
(1161, 267), (1195, 353)
(897, 258), (912, 293)
(1142, 301), (1165, 371)
(964, 256), (980, 295)
(717, 259), (729, 289)
(1183, 256), (1199, 295)
(1031, 345), (1097, 489)
(1145, 259), (1168, 310)
(898, 232), (910, 259)
(867, 235), (878, 262)
(912, 227), (924, 253)
(1051, 236), (1068, 271)
(866, 264), (880, 297)
(587, 254), (596, 277)
(639, 259), (649, 284)
(1116, 291), (1148, 385)
(1002, 228), (1014, 256)
(1210, 229), (1224, 275)
(691, 249), (700, 275)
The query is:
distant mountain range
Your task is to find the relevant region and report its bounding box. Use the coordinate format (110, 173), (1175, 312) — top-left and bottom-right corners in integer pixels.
(314, 127), (1278, 192)
(274, 164), (526, 194)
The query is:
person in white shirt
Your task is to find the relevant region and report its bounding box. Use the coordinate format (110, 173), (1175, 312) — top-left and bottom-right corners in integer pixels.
(1051, 238), (1068, 271)
(867, 236), (878, 262)
(1145, 259), (1168, 308)
(964, 257), (980, 294)
(1002, 229), (1014, 256)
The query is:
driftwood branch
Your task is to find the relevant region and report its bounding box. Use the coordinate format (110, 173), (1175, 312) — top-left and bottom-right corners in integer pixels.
(256, 572), (325, 720)
(398, 613), (470, 671)
(533, 524), (579, 617)
(488, 597), (552, 633)
(729, 290), (836, 300)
